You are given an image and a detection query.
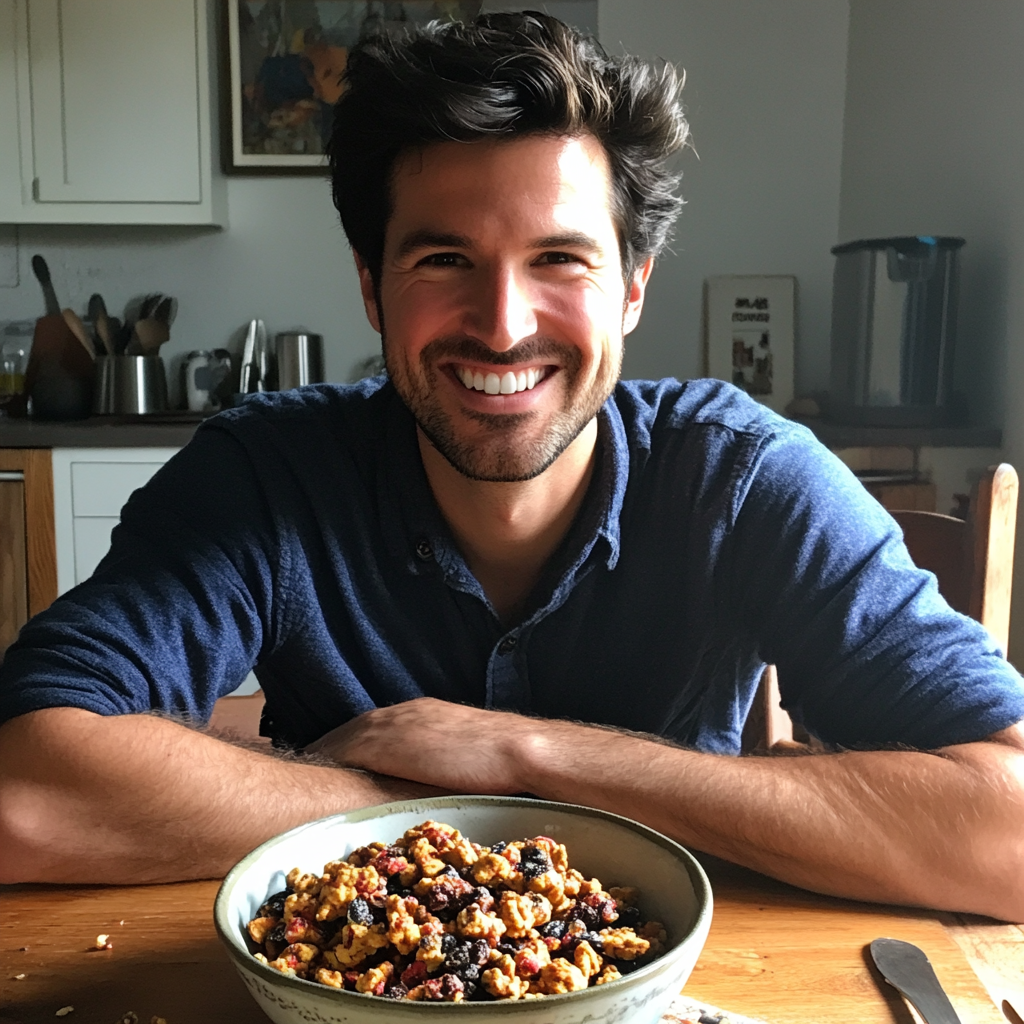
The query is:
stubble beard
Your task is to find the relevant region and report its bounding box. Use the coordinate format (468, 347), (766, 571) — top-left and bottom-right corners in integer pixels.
(384, 333), (621, 483)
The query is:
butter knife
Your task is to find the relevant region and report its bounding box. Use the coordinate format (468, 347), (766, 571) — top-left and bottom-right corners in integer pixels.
(870, 937), (962, 1024)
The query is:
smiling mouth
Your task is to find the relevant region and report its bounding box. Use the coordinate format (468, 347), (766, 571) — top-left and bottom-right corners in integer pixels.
(453, 366), (550, 395)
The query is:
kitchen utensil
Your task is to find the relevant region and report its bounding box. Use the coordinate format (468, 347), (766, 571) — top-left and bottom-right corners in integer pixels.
(25, 314), (95, 420)
(870, 937), (962, 1024)
(215, 795), (713, 1024)
(87, 293), (115, 356)
(275, 331), (324, 390)
(93, 354), (169, 415)
(239, 318), (266, 394)
(830, 236), (964, 426)
(1005, 998), (1024, 1024)
(153, 295), (178, 326)
(185, 349), (231, 411)
(138, 292), (163, 320)
(61, 308), (97, 360)
(31, 254), (61, 317)
(128, 317), (170, 355)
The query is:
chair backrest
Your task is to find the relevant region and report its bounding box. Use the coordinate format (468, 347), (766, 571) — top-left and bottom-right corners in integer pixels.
(743, 463), (1019, 752)
(891, 463), (1018, 652)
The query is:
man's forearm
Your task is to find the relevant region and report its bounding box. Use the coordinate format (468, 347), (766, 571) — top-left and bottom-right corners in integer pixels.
(313, 698), (1024, 921)
(0, 708), (438, 885)
(517, 721), (1024, 920)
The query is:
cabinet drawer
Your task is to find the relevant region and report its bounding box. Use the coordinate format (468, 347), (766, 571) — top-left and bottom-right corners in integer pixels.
(71, 462), (165, 517)
(72, 517), (119, 585)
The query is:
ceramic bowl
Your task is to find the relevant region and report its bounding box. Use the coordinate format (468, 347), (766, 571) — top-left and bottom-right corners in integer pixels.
(215, 796), (713, 1024)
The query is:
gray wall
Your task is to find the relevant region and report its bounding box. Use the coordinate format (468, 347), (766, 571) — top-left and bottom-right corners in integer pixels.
(0, 0), (851, 402)
(603, 0), (849, 391)
(838, 0), (1024, 660)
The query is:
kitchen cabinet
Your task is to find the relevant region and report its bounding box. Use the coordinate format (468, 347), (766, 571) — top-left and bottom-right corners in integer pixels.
(0, 448), (57, 660)
(0, 0), (225, 226)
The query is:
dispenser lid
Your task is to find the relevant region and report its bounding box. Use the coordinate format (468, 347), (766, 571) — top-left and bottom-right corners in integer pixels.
(831, 235), (965, 255)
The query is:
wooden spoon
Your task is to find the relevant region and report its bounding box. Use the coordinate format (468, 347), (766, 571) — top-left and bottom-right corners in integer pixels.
(61, 308), (97, 360)
(131, 317), (170, 355)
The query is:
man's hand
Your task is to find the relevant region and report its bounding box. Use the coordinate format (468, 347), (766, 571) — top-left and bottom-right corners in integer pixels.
(307, 697), (531, 793)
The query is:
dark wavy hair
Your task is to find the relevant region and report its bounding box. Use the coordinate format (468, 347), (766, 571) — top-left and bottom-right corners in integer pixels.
(328, 11), (689, 285)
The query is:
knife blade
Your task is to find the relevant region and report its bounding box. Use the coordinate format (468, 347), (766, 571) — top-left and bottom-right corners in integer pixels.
(239, 318), (261, 394)
(870, 937), (963, 1024)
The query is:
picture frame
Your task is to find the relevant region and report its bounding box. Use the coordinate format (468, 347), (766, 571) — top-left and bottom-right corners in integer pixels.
(223, 0), (482, 175)
(703, 275), (796, 414)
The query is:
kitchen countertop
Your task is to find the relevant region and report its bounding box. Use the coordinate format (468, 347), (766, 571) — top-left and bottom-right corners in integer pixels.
(0, 414), (207, 448)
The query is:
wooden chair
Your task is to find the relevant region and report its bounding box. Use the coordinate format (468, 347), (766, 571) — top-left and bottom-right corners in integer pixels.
(743, 463), (1020, 752)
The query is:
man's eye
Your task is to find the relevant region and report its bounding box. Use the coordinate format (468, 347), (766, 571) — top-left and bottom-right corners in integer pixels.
(419, 252), (468, 267)
(536, 251), (583, 265)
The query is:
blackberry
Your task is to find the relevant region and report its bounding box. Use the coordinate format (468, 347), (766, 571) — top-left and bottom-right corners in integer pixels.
(266, 919), (287, 945)
(519, 844), (552, 879)
(469, 939), (491, 966)
(257, 890), (289, 918)
(347, 897), (375, 927)
(459, 963), (481, 984)
(470, 886), (495, 914)
(441, 933), (458, 954)
(538, 919), (567, 939)
(384, 982), (409, 1000)
(386, 873), (411, 897)
(616, 904), (642, 929)
(461, 979), (479, 1000)
(489, 841), (508, 854)
(444, 946), (471, 973)
(565, 900), (600, 931)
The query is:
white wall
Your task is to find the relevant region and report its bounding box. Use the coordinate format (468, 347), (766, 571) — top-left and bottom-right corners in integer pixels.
(601, 0), (850, 391)
(0, 1), (851, 403)
(838, 0), (1024, 661)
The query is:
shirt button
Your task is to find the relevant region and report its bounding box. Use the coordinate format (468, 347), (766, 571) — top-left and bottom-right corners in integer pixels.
(415, 539), (434, 562)
(497, 636), (518, 656)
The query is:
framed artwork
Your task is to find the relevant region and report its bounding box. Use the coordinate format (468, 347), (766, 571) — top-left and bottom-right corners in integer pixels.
(703, 275), (796, 414)
(224, 0), (481, 174)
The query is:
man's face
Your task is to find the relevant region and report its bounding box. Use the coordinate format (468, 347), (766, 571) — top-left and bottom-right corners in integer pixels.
(357, 133), (651, 482)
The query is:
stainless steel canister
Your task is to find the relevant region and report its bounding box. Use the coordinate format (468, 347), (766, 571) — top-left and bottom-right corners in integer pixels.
(275, 332), (324, 390)
(93, 355), (169, 415)
(829, 236), (964, 426)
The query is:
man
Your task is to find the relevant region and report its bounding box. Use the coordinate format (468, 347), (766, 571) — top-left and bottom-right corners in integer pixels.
(1, 14), (1023, 919)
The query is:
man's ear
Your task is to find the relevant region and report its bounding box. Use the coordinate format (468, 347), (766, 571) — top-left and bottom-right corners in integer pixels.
(353, 252), (382, 334)
(623, 256), (654, 336)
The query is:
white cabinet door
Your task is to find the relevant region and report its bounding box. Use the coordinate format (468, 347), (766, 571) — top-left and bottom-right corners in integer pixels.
(28, 0), (202, 204)
(0, 0), (224, 225)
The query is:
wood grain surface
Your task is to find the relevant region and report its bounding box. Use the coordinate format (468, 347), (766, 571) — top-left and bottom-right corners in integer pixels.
(0, 855), (1010, 1024)
(0, 448), (56, 618)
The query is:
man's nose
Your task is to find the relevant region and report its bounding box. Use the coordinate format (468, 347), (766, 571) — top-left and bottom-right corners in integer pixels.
(466, 266), (538, 352)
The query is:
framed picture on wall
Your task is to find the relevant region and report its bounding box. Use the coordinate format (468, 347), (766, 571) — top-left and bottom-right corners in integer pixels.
(703, 275), (797, 414)
(224, 0), (482, 175)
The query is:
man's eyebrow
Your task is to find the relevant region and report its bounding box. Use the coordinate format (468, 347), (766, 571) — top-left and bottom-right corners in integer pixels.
(394, 230), (471, 259)
(531, 232), (606, 254)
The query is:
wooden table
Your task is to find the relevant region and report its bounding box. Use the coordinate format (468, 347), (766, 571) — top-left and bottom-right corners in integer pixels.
(0, 857), (1017, 1024)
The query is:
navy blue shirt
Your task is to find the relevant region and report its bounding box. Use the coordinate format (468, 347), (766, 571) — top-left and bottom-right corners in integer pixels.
(1, 377), (1022, 753)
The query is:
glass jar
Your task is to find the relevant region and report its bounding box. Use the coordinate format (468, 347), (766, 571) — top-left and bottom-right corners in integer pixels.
(0, 320), (34, 416)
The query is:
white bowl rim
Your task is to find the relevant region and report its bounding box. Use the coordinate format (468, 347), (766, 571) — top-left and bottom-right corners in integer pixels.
(214, 795), (713, 1015)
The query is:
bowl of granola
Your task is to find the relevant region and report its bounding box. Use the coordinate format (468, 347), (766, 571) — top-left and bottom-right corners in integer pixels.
(214, 795), (713, 1024)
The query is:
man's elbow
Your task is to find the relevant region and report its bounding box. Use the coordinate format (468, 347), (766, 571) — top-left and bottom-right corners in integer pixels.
(0, 780), (60, 884)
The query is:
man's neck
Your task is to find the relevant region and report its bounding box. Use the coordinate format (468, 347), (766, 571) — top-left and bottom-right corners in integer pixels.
(417, 420), (599, 626)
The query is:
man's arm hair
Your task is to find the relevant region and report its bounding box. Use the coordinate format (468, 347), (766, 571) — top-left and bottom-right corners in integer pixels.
(0, 706), (441, 885)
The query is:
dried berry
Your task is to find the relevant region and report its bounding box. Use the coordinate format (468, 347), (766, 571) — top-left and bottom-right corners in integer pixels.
(470, 886), (495, 914)
(385, 982), (409, 1000)
(266, 920), (287, 945)
(347, 897), (375, 927)
(616, 904), (642, 930)
(565, 900), (600, 931)
(490, 841), (508, 854)
(519, 844), (552, 879)
(258, 890), (289, 918)
(539, 919), (567, 940)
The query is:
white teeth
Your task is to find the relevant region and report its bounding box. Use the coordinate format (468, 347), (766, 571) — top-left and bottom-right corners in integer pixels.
(455, 366), (547, 393)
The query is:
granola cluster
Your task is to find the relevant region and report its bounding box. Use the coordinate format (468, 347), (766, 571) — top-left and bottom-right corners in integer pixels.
(247, 819), (666, 1002)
